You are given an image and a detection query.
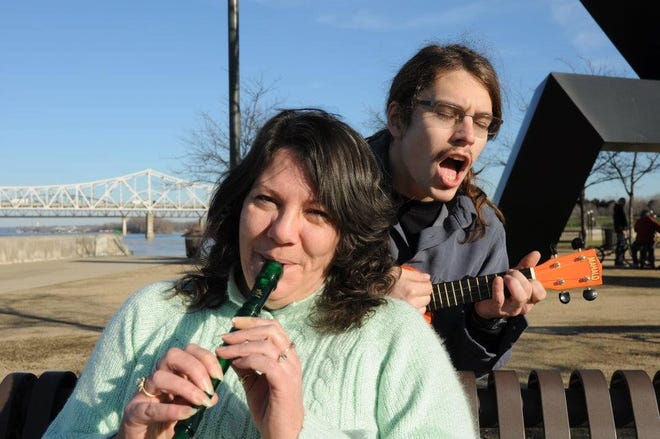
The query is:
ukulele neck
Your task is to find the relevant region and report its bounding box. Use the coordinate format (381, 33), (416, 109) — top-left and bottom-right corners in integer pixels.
(428, 267), (534, 311)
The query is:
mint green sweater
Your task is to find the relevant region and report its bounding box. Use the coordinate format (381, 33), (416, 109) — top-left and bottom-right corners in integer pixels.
(45, 278), (477, 438)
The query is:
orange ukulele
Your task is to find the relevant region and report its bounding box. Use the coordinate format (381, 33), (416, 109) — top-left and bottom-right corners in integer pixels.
(404, 249), (603, 323)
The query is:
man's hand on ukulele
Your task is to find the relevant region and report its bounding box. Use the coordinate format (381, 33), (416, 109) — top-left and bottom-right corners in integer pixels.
(474, 251), (548, 319)
(389, 266), (432, 314)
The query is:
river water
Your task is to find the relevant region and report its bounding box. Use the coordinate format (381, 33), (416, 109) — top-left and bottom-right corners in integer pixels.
(0, 228), (186, 257)
(122, 233), (186, 257)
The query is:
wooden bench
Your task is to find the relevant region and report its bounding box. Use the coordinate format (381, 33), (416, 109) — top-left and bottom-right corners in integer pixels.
(1, 369), (659, 438)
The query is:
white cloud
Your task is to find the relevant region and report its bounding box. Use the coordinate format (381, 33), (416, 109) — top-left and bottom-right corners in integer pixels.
(317, 10), (390, 31)
(316, 3), (483, 32)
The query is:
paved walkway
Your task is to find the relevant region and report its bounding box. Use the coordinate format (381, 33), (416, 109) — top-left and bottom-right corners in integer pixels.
(0, 256), (187, 295)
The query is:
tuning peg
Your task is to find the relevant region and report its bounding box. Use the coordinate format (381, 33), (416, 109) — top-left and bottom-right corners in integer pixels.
(582, 288), (598, 301)
(571, 237), (585, 250)
(549, 243), (558, 257)
(558, 291), (571, 304)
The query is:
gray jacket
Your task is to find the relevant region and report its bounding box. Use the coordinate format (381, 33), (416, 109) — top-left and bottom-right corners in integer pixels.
(369, 130), (527, 377)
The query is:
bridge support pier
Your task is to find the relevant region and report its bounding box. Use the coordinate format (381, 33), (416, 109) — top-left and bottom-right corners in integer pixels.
(145, 212), (154, 240)
(121, 217), (127, 236)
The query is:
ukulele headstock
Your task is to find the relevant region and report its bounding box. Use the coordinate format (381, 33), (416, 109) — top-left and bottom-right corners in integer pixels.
(535, 248), (602, 304)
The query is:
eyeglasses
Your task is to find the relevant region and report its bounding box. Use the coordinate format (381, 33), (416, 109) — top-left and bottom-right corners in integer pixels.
(414, 99), (502, 138)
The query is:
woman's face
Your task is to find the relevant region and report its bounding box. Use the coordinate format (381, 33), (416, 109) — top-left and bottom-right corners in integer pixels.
(239, 148), (340, 309)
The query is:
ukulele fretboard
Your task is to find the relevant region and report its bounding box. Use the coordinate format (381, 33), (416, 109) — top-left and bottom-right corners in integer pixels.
(428, 267), (533, 311)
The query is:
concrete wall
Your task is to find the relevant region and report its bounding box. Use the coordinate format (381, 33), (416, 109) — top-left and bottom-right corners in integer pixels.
(0, 234), (132, 264)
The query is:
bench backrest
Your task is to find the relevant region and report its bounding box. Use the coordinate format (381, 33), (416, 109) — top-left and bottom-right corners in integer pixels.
(1, 369), (659, 438)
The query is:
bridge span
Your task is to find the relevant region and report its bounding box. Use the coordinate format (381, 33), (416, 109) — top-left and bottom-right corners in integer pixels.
(0, 169), (214, 238)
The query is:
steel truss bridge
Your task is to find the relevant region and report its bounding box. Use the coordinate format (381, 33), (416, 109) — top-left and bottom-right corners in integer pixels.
(0, 169), (214, 237)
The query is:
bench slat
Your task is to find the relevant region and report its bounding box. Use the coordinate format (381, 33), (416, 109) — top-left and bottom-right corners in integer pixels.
(21, 371), (78, 439)
(570, 369), (617, 439)
(458, 370), (480, 432)
(528, 370), (570, 439)
(491, 370), (525, 438)
(611, 369), (660, 439)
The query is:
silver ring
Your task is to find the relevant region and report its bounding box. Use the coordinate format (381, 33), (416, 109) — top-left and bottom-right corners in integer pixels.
(136, 376), (157, 398)
(278, 341), (295, 362)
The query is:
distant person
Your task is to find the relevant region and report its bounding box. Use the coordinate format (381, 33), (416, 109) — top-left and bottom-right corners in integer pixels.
(613, 197), (628, 266)
(631, 208), (660, 269)
(44, 109), (477, 438)
(367, 43), (547, 378)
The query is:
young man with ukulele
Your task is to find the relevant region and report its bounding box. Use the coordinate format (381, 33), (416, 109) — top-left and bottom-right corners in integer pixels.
(369, 44), (547, 377)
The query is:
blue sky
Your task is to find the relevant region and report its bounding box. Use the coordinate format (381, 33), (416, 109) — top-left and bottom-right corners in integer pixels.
(1, 0), (657, 204)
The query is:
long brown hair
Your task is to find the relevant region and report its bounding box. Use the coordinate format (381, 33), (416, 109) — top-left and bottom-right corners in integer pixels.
(387, 44), (505, 241)
(175, 109), (396, 332)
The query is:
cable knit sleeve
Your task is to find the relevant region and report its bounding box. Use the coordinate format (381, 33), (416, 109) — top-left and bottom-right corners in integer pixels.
(375, 300), (478, 438)
(296, 298), (478, 438)
(43, 282), (185, 438)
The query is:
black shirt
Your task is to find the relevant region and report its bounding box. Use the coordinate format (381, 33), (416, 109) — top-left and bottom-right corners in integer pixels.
(396, 196), (443, 254)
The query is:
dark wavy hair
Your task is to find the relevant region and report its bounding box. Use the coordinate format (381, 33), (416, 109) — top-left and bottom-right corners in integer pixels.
(175, 109), (396, 332)
(387, 43), (505, 241)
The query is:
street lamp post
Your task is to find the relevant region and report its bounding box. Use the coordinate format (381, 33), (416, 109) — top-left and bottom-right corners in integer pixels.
(228, 0), (240, 169)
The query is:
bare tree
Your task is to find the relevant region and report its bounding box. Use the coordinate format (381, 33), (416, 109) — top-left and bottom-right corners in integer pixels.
(596, 151), (660, 234)
(178, 78), (283, 184)
(559, 61), (659, 237)
(569, 153), (619, 241)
